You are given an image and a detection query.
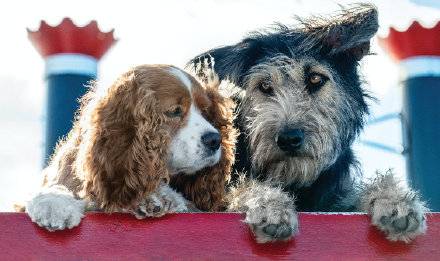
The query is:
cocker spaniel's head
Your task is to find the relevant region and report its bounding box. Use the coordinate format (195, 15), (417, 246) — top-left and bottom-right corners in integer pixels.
(78, 65), (235, 212)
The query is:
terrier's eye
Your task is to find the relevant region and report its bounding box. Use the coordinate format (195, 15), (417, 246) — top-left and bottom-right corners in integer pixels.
(258, 81), (274, 95)
(166, 106), (183, 118)
(306, 73), (328, 92)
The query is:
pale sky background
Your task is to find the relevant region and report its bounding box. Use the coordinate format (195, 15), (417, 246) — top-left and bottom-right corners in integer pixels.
(0, 0), (439, 210)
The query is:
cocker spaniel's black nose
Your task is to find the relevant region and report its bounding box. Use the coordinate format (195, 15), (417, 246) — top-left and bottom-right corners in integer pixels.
(201, 132), (221, 152)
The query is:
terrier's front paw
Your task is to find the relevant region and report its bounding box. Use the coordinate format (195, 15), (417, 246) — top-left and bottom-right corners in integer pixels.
(26, 191), (85, 231)
(133, 184), (188, 219)
(371, 193), (427, 243)
(245, 200), (298, 243)
(246, 206), (298, 243)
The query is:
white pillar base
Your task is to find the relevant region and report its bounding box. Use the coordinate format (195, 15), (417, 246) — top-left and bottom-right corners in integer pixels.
(45, 53), (97, 77)
(400, 56), (440, 79)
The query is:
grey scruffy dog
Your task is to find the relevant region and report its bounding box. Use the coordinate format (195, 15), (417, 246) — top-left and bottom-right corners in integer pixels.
(189, 4), (428, 243)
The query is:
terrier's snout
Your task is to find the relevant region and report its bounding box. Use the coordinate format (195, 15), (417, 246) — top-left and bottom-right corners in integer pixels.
(276, 128), (304, 154)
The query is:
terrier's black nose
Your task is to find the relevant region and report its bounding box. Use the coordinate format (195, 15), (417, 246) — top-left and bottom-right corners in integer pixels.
(277, 128), (304, 153)
(201, 132), (221, 152)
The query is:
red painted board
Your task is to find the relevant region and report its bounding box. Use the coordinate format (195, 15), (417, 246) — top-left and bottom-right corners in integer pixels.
(0, 213), (439, 261)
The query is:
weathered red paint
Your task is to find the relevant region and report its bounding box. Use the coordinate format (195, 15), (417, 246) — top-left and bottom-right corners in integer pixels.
(0, 213), (438, 260)
(27, 18), (116, 59)
(378, 21), (440, 61)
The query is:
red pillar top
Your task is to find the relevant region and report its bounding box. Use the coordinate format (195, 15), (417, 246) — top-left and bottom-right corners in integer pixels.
(378, 21), (440, 62)
(27, 18), (117, 60)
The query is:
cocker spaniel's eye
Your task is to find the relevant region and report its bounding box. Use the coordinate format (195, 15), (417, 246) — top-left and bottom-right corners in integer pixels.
(258, 80), (274, 96)
(201, 106), (210, 116)
(166, 106), (183, 118)
(306, 72), (328, 93)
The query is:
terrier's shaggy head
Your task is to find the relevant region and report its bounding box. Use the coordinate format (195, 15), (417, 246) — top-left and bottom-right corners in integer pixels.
(190, 4), (378, 188)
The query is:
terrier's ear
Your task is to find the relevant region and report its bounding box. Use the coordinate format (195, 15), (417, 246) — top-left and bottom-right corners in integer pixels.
(188, 40), (263, 86)
(305, 4), (379, 61)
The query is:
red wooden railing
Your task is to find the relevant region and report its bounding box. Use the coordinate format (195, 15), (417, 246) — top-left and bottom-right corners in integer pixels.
(0, 213), (438, 260)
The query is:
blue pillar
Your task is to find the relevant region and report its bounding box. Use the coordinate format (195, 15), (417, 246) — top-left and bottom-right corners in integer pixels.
(43, 54), (97, 164)
(380, 21), (440, 211)
(403, 74), (440, 210)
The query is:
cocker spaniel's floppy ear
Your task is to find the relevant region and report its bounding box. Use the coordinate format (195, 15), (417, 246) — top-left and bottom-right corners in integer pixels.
(170, 80), (236, 211)
(77, 68), (170, 211)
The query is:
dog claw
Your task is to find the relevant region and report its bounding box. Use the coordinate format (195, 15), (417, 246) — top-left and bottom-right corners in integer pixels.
(152, 205), (161, 213)
(132, 184), (189, 218)
(262, 224), (278, 236)
(392, 216), (409, 232)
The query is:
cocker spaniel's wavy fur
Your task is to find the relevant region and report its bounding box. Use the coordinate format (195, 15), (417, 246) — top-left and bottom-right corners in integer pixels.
(24, 64), (236, 231)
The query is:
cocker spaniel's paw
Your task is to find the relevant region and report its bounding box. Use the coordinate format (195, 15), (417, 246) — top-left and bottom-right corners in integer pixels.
(26, 189), (86, 231)
(370, 193), (427, 243)
(133, 184), (188, 219)
(244, 199), (298, 243)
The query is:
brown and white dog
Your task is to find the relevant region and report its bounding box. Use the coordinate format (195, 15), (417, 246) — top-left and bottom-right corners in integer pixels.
(25, 64), (235, 231)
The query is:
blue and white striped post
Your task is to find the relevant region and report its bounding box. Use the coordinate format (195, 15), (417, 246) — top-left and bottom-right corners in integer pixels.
(28, 18), (116, 165)
(401, 57), (440, 211)
(380, 22), (440, 210)
(44, 54), (97, 162)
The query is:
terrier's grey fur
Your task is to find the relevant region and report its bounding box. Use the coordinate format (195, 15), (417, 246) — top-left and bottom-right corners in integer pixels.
(190, 4), (428, 243)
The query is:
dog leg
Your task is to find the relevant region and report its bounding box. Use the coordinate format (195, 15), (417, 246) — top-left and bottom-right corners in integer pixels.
(359, 170), (428, 243)
(227, 177), (298, 243)
(133, 182), (189, 219)
(26, 185), (86, 231)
